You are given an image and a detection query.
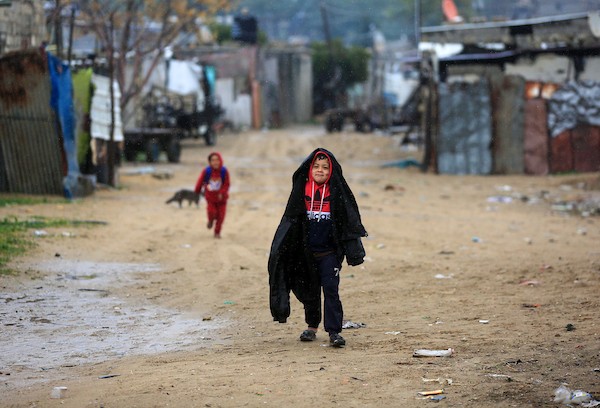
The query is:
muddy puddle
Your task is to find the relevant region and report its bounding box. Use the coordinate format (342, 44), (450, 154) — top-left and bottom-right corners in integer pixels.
(0, 259), (228, 388)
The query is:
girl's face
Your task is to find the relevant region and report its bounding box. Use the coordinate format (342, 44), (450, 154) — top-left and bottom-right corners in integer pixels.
(311, 157), (330, 185)
(209, 155), (221, 169)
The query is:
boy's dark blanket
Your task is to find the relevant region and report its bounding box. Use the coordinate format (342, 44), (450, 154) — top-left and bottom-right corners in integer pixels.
(268, 148), (368, 323)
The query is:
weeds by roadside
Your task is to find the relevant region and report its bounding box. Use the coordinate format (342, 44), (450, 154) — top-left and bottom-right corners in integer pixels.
(0, 205), (106, 275)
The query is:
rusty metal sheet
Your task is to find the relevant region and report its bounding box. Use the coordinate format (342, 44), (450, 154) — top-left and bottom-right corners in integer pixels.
(0, 50), (64, 195)
(523, 98), (549, 175)
(437, 80), (492, 175)
(550, 130), (574, 173)
(572, 125), (600, 173)
(549, 125), (600, 173)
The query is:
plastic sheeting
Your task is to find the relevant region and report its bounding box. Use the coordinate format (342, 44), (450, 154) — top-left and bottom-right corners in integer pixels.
(90, 74), (124, 142)
(48, 53), (78, 175)
(547, 81), (600, 137)
(48, 52), (83, 197)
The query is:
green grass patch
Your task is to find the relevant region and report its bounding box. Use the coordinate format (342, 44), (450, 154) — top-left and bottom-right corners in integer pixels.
(0, 216), (104, 275)
(0, 196), (68, 207)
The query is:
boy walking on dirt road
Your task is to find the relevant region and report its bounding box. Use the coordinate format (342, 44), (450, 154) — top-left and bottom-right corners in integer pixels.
(268, 148), (367, 347)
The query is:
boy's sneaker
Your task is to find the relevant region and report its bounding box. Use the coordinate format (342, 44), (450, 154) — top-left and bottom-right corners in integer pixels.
(207, 220), (214, 229)
(329, 333), (346, 347)
(299, 329), (316, 342)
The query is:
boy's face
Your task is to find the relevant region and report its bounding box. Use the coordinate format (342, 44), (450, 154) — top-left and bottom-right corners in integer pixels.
(209, 155), (221, 169)
(311, 156), (330, 185)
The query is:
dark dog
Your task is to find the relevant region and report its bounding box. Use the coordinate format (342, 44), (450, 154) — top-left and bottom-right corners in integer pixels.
(166, 189), (200, 208)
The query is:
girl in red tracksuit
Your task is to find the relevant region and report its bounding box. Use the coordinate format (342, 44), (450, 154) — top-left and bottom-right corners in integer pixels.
(194, 152), (230, 238)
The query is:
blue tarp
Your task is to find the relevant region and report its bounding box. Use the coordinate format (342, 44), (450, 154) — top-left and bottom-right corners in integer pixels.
(47, 52), (80, 198)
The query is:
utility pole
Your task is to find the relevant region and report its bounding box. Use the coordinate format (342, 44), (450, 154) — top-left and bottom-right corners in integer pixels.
(414, 0), (421, 50)
(319, 0), (333, 57)
(55, 0), (63, 57)
(107, 12), (116, 187)
(67, 4), (75, 64)
(319, 0), (340, 110)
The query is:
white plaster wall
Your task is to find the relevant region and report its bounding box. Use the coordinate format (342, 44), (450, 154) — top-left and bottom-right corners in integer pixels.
(506, 55), (571, 82)
(579, 57), (600, 81)
(506, 54), (600, 82)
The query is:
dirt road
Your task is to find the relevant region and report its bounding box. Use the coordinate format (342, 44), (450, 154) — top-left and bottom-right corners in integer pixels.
(1, 126), (599, 407)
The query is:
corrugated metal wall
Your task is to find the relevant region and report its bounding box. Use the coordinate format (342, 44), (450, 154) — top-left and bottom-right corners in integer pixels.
(437, 80), (493, 175)
(551, 125), (600, 173)
(523, 98), (550, 175)
(0, 50), (64, 195)
(492, 75), (525, 174)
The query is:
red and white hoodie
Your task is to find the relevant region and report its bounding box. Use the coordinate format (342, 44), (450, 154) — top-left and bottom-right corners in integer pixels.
(304, 151), (334, 253)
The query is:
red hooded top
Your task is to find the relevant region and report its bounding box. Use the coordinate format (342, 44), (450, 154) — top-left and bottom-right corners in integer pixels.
(194, 151), (230, 203)
(304, 150), (334, 252)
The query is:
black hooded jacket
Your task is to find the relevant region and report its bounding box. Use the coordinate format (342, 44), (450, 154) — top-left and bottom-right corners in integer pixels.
(268, 148), (368, 323)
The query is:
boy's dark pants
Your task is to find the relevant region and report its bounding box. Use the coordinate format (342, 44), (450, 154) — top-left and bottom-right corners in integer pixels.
(304, 253), (343, 334)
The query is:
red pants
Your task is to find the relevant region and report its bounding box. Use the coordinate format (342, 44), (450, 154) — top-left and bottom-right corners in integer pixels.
(206, 200), (227, 235)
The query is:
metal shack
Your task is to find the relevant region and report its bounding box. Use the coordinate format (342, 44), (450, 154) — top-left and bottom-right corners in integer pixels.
(419, 11), (600, 175)
(0, 50), (87, 196)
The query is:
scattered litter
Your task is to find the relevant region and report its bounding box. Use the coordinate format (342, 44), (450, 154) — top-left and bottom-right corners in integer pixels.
(152, 172), (173, 180)
(577, 227), (588, 236)
(522, 303), (542, 308)
(385, 331), (402, 335)
(98, 374), (120, 379)
(519, 279), (540, 286)
(487, 196), (513, 203)
(429, 395), (446, 402)
(342, 321), (367, 329)
(566, 323), (576, 331)
(434, 273), (453, 279)
(479, 320), (490, 324)
(486, 374), (512, 381)
(417, 389), (444, 397)
(471, 236), (481, 243)
(120, 166), (156, 175)
(552, 202), (575, 212)
(223, 300), (235, 305)
(181, 244), (192, 248)
(51, 386), (67, 399)
(376, 243), (386, 249)
(413, 348), (454, 358)
(384, 184), (406, 192)
(34, 230), (48, 237)
(422, 377), (453, 385)
(554, 383), (600, 407)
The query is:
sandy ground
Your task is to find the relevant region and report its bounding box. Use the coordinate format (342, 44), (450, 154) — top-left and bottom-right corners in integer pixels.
(1, 126), (599, 408)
